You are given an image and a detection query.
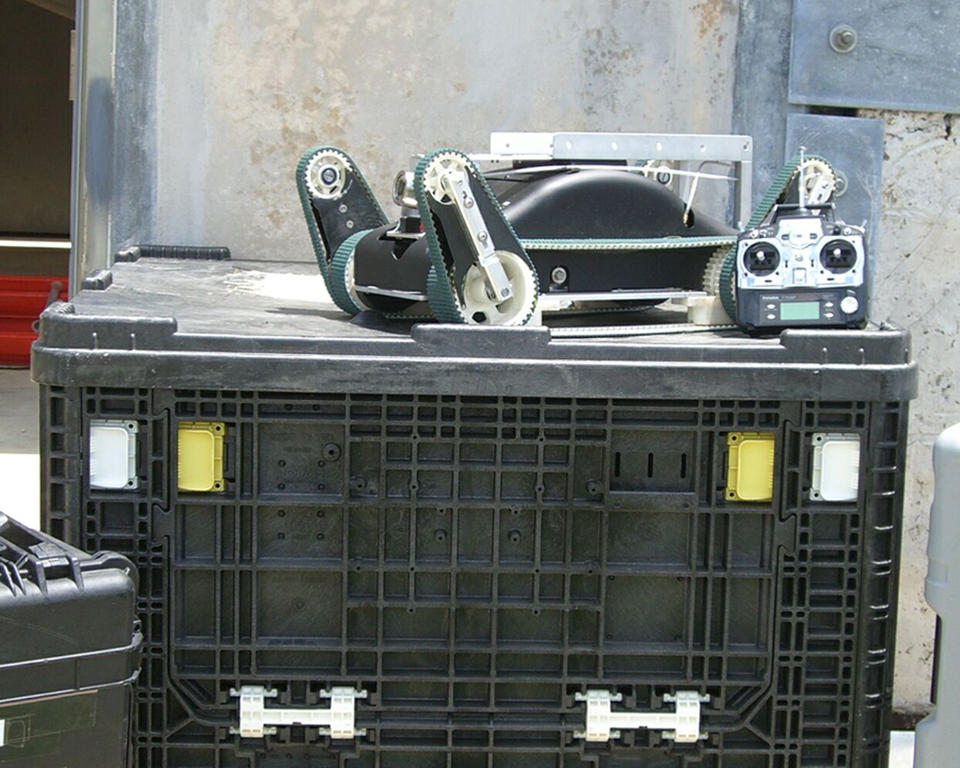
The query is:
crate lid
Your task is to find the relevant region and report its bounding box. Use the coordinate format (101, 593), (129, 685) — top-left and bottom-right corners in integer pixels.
(33, 258), (916, 401)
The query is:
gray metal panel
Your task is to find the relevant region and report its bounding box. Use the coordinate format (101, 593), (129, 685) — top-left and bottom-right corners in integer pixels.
(784, 113), (884, 302)
(914, 423), (960, 768)
(789, 1), (960, 112)
(731, 0), (796, 210)
(70, 0), (116, 296)
(111, 0), (158, 258)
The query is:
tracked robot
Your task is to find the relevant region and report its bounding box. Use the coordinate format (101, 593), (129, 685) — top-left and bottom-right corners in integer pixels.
(296, 133), (859, 330)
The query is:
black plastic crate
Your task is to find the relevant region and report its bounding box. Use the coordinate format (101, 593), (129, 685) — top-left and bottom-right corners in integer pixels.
(0, 512), (141, 767)
(32, 258), (917, 768)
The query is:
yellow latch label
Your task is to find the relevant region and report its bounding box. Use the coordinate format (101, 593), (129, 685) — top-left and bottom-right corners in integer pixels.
(726, 432), (775, 502)
(177, 421), (225, 492)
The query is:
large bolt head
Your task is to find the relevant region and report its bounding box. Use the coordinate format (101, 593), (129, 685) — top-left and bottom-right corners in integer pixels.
(829, 24), (857, 53)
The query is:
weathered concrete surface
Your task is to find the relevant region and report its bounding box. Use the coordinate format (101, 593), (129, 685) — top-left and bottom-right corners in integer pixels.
(864, 109), (960, 712)
(151, 0), (739, 261)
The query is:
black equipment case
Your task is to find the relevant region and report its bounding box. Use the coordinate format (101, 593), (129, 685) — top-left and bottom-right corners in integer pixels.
(0, 511), (141, 767)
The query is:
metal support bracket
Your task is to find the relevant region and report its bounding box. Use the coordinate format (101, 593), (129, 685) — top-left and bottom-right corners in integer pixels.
(439, 169), (513, 301)
(229, 685), (367, 739)
(488, 132), (753, 228)
(574, 689), (710, 743)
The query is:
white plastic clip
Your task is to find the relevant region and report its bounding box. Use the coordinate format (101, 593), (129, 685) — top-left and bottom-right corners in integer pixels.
(574, 689), (709, 743)
(229, 685), (367, 739)
(89, 419), (138, 489)
(810, 433), (861, 501)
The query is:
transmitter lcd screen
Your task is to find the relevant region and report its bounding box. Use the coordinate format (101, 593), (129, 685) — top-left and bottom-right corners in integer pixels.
(780, 301), (820, 321)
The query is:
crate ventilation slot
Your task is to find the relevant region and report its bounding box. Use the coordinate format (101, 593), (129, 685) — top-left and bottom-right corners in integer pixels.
(230, 686), (367, 740)
(574, 689), (709, 743)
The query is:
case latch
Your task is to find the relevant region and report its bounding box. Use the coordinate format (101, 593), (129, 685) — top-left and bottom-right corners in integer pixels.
(229, 685), (367, 739)
(574, 689), (709, 743)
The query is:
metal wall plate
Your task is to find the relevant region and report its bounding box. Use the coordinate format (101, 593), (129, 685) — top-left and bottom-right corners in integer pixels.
(784, 113), (884, 297)
(789, 1), (960, 112)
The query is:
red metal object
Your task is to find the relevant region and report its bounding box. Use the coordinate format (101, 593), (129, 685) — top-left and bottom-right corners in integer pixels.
(0, 276), (68, 366)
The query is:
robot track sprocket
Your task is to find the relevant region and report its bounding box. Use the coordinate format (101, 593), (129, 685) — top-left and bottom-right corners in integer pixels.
(296, 146), (388, 295)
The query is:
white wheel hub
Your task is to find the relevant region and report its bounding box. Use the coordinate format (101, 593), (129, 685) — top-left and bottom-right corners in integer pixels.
(306, 150), (350, 199)
(460, 250), (537, 325)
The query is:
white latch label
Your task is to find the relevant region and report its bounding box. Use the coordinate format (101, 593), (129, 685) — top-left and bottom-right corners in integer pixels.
(575, 689), (710, 743)
(810, 433), (861, 501)
(89, 420), (138, 489)
(230, 686), (366, 740)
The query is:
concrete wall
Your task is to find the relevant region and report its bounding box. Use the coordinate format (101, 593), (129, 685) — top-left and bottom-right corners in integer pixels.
(865, 109), (960, 713)
(144, 0), (739, 260)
